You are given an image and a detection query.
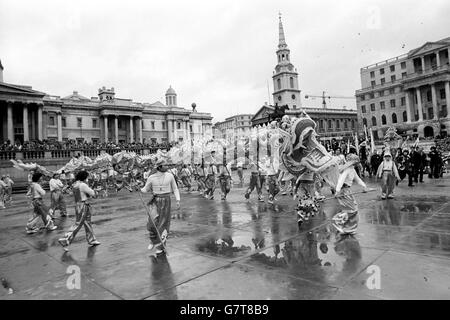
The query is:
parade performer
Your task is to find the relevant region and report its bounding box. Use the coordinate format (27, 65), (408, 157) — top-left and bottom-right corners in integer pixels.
(4, 174), (14, 203)
(0, 177), (6, 209)
(265, 158), (279, 204)
(376, 149), (401, 199)
(332, 153), (369, 235)
(195, 163), (206, 194)
(244, 160), (264, 202)
(49, 173), (67, 218)
(141, 158), (180, 255)
(217, 162), (232, 200)
(26, 173), (57, 234)
(236, 160), (244, 184)
(293, 169), (316, 200)
(204, 162), (217, 200)
(58, 170), (101, 249)
(179, 164), (192, 191)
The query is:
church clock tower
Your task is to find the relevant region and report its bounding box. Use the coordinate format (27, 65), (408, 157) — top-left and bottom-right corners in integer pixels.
(272, 14), (301, 109)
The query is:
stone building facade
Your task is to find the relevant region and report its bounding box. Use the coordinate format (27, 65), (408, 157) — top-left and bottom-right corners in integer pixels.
(213, 114), (253, 141)
(0, 62), (213, 144)
(356, 37), (450, 139)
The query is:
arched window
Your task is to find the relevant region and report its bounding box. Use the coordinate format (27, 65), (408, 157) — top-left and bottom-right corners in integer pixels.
(392, 113), (397, 123)
(344, 119), (348, 129)
(372, 116), (377, 126)
(382, 115), (387, 125)
(290, 77), (294, 88)
(277, 79), (281, 90)
(362, 118), (367, 126)
(402, 111), (407, 122)
(282, 54), (285, 61)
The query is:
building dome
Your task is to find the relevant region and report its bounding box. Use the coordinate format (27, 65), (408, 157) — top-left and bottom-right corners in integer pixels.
(166, 86), (176, 95)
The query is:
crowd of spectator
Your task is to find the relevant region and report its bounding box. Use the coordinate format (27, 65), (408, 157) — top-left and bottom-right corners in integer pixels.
(0, 139), (173, 152)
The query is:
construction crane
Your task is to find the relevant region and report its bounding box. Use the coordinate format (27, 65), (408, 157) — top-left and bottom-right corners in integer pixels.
(304, 91), (355, 109)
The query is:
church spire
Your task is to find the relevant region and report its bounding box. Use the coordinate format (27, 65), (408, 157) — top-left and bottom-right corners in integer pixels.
(278, 12), (287, 49)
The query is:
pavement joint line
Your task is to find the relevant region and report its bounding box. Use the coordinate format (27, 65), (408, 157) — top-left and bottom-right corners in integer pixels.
(140, 263), (233, 300)
(18, 234), (126, 300)
(341, 248), (390, 288)
(384, 247), (450, 261)
(410, 201), (449, 231)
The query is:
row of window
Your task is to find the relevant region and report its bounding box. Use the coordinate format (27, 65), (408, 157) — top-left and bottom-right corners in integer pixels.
(361, 89), (448, 112)
(360, 87), (398, 100)
(370, 62), (407, 78)
(361, 98), (405, 113)
(317, 119), (356, 131)
(369, 73), (407, 86)
(48, 116), (200, 132)
(362, 113), (405, 127)
(276, 77), (295, 90)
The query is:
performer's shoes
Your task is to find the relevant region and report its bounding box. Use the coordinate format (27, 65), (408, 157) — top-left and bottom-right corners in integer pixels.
(89, 240), (101, 246)
(244, 193), (249, 200)
(58, 238), (69, 248)
(387, 195), (394, 199)
(26, 228), (39, 234)
(268, 199), (274, 204)
(258, 197), (264, 202)
(381, 194), (386, 200)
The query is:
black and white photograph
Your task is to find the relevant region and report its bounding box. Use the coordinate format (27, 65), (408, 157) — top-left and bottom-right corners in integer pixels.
(1, 0), (450, 304)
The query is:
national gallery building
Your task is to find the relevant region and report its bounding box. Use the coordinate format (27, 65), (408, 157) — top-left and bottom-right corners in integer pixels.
(0, 61), (213, 145)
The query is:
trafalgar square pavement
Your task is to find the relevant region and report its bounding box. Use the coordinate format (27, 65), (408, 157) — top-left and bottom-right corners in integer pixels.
(1, 170), (450, 300)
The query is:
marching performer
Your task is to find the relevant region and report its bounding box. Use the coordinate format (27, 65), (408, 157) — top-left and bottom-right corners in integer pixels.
(244, 160), (264, 202)
(141, 158), (180, 255)
(4, 174), (14, 203)
(332, 153), (369, 235)
(179, 164), (192, 191)
(58, 170), (101, 249)
(376, 149), (401, 199)
(0, 176), (7, 209)
(217, 162), (232, 200)
(195, 163), (206, 194)
(49, 173), (67, 218)
(26, 173), (57, 234)
(265, 158), (279, 204)
(236, 160), (244, 185)
(204, 162), (217, 200)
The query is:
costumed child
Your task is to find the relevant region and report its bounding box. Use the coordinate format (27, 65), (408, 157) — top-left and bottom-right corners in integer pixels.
(58, 170), (101, 249)
(376, 149), (401, 199)
(332, 153), (369, 235)
(26, 172), (57, 234)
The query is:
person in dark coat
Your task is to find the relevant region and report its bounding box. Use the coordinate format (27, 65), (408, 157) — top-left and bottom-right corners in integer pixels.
(428, 146), (442, 179)
(412, 147), (427, 183)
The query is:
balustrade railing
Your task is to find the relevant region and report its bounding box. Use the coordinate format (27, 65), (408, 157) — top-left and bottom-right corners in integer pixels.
(0, 151), (16, 160)
(0, 147), (168, 163)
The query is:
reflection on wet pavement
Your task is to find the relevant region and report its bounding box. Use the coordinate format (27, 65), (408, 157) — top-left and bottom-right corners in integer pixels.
(1, 174), (450, 299)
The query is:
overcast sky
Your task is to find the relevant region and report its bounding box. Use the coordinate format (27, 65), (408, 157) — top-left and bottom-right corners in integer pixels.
(1, 0), (449, 122)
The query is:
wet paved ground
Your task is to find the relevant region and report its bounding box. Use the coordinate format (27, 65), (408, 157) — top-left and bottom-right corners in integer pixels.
(1, 171), (450, 300)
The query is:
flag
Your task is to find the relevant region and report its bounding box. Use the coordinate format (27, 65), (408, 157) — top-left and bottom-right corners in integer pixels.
(354, 133), (359, 156)
(412, 136), (420, 148)
(370, 129), (376, 154)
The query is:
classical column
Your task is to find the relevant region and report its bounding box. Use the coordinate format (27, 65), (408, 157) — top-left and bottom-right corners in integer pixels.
(129, 116), (134, 142)
(42, 111), (48, 139)
(30, 108), (36, 140)
(57, 112), (63, 141)
(405, 91), (412, 123)
(431, 84), (438, 120)
(445, 81), (450, 118)
(138, 117), (143, 143)
(114, 116), (119, 143)
(167, 119), (173, 142)
(436, 52), (441, 67)
(23, 104), (29, 142)
(416, 88), (423, 121)
(421, 56), (426, 72)
(7, 102), (14, 142)
(37, 105), (43, 140)
(104, 116), (108, 142)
